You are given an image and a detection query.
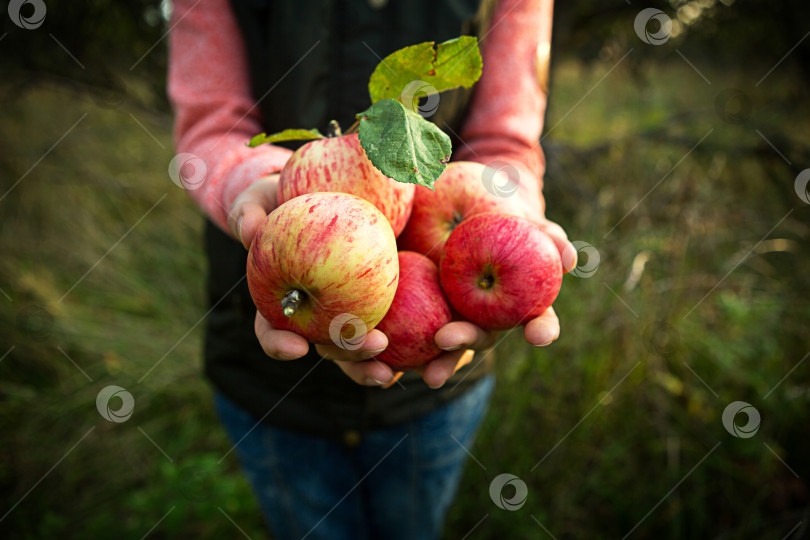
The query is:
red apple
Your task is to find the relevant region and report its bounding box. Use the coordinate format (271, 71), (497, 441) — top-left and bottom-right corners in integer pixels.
(277, 133), (415, 237)
(398, 161), (527, 264)
(376, 251), (453, 371)
(247, 192), (399, 344)
(440, 212), (562, 331)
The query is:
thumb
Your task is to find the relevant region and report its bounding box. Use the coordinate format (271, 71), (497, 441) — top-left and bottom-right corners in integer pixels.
(232, 202), (271, 250)
(226, 174), (280, 250)
(537, 219), (577, 273)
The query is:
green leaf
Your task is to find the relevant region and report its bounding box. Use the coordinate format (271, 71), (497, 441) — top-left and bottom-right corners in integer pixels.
(368, 36), (483, 106)
(357, 99), (451, 190)
(247, 128), (324, 147)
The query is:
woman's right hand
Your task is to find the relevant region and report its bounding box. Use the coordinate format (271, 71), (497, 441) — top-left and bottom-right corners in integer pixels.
(226, 173), (280, 249)
(254, 311), (396, 387)
(231, 175), (396, 386)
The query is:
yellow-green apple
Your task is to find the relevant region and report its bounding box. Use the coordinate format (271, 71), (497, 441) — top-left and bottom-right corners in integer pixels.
(440, 212), (562, 331)
(376, 251), (453, 371)
(277, 133), (415, 236)
(247, 192), (399, 344)
(398, 161), (526, 264)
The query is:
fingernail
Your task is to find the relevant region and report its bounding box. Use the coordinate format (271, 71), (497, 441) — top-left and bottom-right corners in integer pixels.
(278, 352), (299, 360)
(365, 377), (389, 386)
(427, 381), (445, 389)
(361, 348), (386, 359)
(236, 215), (245, 245)
(535, 340), (554, 347)
(439, 344), (461, 351)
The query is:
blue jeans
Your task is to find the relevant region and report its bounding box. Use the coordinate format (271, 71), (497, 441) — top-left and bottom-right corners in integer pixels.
(215, 375), (495, 540)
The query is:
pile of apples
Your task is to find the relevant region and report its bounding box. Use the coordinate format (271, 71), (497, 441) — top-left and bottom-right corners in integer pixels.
(246, 134), (563, 371)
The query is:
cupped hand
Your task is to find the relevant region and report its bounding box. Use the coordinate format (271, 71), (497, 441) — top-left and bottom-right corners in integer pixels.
(227, 173), (280, 249)
(315, 331), (399, 387)
(417, 215), (572, 389)
(254, 311), (397, 387)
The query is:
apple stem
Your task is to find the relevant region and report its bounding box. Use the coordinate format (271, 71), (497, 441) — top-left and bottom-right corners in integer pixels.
(281, 289), (303, 317)
(326, 120), (342, 138)
(450, 211), (463, 231)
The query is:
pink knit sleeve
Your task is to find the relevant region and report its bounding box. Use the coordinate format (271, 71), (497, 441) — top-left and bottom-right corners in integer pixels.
(454, 0), (553, 217)
(168, 0), (292, 232)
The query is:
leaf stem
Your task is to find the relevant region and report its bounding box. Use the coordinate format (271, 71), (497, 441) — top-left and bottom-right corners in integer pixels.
(344, 120), (360, 135)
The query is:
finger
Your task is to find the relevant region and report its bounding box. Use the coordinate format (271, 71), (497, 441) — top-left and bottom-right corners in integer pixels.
(235, 202), (270, 250)
(538, 219), (577, 273)
(314, 329), (388, 362)
(332, 357), (395, 386)
(434, 321), (496, 352)
(524, 306), (560, 346)
(254, 311), (311, 360)
(422, 349), (475, 389)
(227, 175), (279, 249)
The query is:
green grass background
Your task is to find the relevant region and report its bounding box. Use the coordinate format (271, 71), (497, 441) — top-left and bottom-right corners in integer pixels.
(1, 55), (808, 538)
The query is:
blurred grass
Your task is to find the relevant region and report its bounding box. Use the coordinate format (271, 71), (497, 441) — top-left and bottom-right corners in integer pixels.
(1, 56), (809, 539)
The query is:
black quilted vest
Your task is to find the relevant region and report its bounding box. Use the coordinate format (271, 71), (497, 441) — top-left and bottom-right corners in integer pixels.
(204, 0), (494, 444)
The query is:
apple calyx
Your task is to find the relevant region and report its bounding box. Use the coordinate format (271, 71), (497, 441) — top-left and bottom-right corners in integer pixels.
(281, 289), (304, 317)
(478, 267), (495, 290)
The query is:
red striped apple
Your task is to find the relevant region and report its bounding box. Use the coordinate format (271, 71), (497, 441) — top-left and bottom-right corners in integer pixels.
(440, 212), (562, 331)
(376, 251), (452, 371)
(247, 192), (399, 344)
(277, 133), (415, 237)
(398, 161), (526, 264)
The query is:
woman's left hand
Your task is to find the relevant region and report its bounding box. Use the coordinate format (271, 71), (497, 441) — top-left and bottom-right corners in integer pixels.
(419, 214), (576, 389)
